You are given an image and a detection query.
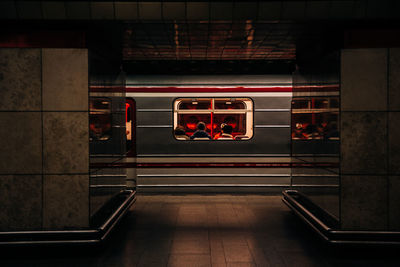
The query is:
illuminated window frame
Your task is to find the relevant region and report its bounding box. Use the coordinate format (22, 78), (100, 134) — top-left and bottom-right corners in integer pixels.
(173, 98), (253, 141)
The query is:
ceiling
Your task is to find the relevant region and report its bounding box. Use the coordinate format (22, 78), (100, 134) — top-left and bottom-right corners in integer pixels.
(124, 21), (294, 61)
(122, 21), (332, 62)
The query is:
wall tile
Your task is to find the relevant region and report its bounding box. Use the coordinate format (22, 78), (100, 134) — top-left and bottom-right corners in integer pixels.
(389, 112), (400, 174)
(0, 112), (42, 174)
(282, 2), (306, 20)
(234, 2), (257, 20)
(0, 175), (42, 231)
(163, 2), (185, 20)
(43, 174), (89, 229)
(42, 2), (66, 20)
(65, 2), (91, 20)
(42, 49), (88, 111)
(389, 48), (400, 111)
(0, 49), (41, 111)
(389, 176), (400, 230)
(330, 1), (354, 20)
(91, 2), (114, 20)
(341, 175), (387, 230)
(210, 2), (233, 20)
(115, 2), (138, 20)
(341, 112), (387, 174)
(187, 2), (209, 20)
(16, 1), (42, 19)
(341, 49), (387, 111)
(0, 2), (17, 19)
(138, 2), (161, 20)
(43, 112), (88, 174)
(258, 2), (281, 20)
(305, 1), (330, 20)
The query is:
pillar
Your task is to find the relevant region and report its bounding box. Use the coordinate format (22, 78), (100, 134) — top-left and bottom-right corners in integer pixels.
(340, 48), (400, 230)
(0, 48), (89, 231)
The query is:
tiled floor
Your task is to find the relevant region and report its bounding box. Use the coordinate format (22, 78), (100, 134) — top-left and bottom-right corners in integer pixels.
(1, 194), (400, 266)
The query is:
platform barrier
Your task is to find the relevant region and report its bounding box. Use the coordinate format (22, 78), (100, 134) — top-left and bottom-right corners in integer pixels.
(283, 189), (400, 246)
(0, 190), (136, 246)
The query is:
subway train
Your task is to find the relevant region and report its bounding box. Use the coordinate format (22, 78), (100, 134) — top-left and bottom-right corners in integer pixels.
(90, 75), (339, 194)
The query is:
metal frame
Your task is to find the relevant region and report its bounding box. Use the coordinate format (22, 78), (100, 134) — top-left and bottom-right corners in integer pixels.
(0, 190), (136, 246)
(282, 190), (400, 246)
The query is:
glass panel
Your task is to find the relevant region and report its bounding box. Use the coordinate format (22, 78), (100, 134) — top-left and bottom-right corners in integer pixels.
(314, 99), (329, 109)
(212, 114), (246, 139)
(214, 99), (245, 110)
(178, 99), (212, 110)
(291, 97), (339, 140)
(291, 113), (312, 139)
(177, 114), (212, 137)
(292, 99), (309, 109)
(126, 102), (132, 141)
(90, 98), (111, 141)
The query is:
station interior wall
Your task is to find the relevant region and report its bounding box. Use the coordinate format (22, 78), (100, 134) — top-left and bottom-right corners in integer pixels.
(0, 48), (89, 231)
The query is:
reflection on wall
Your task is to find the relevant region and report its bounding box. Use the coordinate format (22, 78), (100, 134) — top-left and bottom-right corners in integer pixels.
(89, 73), (127, 218)
(291, 56), (340, 220)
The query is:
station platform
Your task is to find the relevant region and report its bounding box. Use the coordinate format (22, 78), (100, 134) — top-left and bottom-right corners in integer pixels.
(1, 194), (400, 267)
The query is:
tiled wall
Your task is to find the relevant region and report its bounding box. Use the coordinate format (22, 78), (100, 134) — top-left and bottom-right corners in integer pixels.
(0, 48), (89, 231)
(341, 48), (400, 230)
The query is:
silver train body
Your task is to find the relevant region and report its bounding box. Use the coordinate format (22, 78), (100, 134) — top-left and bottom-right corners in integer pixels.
(127, 75), (330, 193)
(91, 75), (338, 194)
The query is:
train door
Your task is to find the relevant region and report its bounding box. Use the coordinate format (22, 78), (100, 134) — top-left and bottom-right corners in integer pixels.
(126, 98), (136, 156)
(125, 98), (137, 190)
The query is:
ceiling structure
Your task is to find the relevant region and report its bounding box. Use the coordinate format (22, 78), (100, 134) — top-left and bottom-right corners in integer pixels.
(123, 21), (302, 61)
(1, 1), (399, 73)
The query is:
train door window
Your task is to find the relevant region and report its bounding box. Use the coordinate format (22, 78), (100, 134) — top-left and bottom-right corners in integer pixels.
(173, 98), (253, 141)
(90, 98), (112, 141)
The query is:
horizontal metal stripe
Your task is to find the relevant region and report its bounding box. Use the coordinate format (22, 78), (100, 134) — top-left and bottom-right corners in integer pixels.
(90, 92), (124, 97)
(127, 92), (292, 97)
(293, 92), (339, 97)
(137, 109), (171, 112)
(126, 86), (292, 90)
(255, 125), (290, 128)
(90, 161), (338, 169)
(137, 184), (290, 187)
(126, 75), (292, 85)
(90, 175), (127, 178)
(176, 110), (250, 114)
(291, 184), (339, 187)
(291, 174), (338, 177)
(90, 185), (127, 188)
(255, 109), (291, 112)
(126, 84), (292, 87)
(137, 154), (291, 157)
(138, 174), (290, 177)
(137, 125), (172, 128)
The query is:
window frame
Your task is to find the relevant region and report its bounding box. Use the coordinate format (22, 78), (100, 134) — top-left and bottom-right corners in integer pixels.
(173, 97), (254, 141)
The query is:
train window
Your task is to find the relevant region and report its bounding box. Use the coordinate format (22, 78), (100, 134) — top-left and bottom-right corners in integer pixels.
(90, 98), (111, 141)
(173, 98), (253, 141)
(291, 97), (339, 140)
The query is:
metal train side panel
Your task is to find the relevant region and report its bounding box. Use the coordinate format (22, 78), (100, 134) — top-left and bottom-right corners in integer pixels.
(126, 75), (293, 192)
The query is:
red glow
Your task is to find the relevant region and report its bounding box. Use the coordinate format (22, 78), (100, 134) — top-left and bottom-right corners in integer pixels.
(186, 123), (197, 130)
(125, 103), (130, 122)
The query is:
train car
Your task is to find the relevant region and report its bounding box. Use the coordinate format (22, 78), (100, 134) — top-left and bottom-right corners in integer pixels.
(90, 75), (339, 194)
(125, 75), (294, 193)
